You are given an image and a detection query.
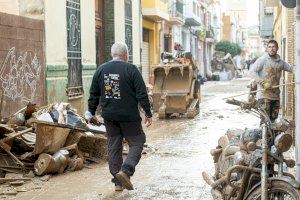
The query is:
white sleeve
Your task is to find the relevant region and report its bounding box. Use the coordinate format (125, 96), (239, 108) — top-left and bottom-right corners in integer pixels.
(282, 61), (294, 73)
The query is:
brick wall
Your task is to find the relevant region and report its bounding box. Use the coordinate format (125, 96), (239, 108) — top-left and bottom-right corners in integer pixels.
(285, 8), (295, 135)
(0, 12), (45, 117)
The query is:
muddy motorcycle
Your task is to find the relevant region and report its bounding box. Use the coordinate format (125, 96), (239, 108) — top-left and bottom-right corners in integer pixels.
(202, 99), (300, 200)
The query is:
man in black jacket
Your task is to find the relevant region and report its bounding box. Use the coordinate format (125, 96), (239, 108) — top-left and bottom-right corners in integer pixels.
(88, 42), (152, 191)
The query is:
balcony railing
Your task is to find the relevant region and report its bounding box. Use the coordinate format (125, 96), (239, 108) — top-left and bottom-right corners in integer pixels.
(168, 0), (184, 24)
(169, 9), (184, 19)
(206, 25), (215, 39)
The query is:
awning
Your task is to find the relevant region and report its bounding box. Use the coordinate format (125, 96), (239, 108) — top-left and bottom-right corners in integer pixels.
(185, 18), (201, 27)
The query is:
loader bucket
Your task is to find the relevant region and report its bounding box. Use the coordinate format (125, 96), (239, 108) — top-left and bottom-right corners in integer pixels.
(152, 52), (201, 119)
(163, 66), (190, 94)
(152, 67), (166, 112)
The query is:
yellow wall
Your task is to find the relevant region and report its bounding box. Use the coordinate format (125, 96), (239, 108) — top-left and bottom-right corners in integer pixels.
(222, 15), (231, 41)
(143, 18), (159, 69)
(142, 0), (168, 13)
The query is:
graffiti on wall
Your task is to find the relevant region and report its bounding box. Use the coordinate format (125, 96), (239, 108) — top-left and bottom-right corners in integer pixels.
(0, 47), (42, 102)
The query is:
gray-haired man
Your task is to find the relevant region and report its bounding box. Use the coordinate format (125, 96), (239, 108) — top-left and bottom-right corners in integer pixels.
(88, 42), (152, 191)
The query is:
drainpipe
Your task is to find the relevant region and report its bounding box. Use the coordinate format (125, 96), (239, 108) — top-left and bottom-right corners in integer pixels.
(296, 0), (300, 182)
(158, 20), (165, 63)
(139, 0), (142, 71)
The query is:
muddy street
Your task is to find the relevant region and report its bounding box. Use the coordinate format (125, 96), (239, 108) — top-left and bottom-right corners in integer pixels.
(12, 78), (260, 200)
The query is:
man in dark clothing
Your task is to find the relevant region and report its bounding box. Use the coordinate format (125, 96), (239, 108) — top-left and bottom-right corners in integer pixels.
(88, 42), (152, 191)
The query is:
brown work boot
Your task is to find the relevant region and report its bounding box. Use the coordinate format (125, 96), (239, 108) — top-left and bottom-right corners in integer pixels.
(115, 172), (133, 190)
(115, 185), (123, 192)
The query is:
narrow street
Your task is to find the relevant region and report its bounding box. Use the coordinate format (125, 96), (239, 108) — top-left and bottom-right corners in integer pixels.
(0, 0), (299, 199)
(13, 78), (260, 200)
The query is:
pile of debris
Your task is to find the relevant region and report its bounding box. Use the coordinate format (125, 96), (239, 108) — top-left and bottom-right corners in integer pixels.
(0, 102), (107, 195)
(211, 51), (237, 81)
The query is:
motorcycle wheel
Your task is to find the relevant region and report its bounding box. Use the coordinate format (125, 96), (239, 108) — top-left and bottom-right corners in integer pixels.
(244, 179), (300, 200)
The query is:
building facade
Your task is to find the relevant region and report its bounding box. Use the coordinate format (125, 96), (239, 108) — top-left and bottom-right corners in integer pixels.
(44, 0), (96, 114)
(141, 0), (169, 84)
(246, 26), (265, 57)
(0, 0), (142, 115)
(259, 0), (274, 42)
(183, 0), (201, 62)
(221, 0), (248, 47)
(205, 0), (223, 77)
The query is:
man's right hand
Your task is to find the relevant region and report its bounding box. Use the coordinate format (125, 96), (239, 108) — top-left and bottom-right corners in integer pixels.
(145, 116), (152, 127)
(85, 111), (101, 125)
(258, 80), (271, 89)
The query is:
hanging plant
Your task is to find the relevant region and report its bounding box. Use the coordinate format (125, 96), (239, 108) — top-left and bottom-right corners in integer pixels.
(199, 29), (206, 40)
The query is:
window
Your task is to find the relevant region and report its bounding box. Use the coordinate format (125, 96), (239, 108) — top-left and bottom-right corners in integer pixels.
(66, 0), (83, 98)
(176, 0), (183, 14)
(182, 32), (186, 50)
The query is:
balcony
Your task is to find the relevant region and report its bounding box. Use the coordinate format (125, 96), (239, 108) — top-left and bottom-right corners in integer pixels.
(206, 25), (215, 42)
(184, 0), (202, 27)
(169, 0), (185, 25)
(142, 0), (169, 21)
(169, 10), (185, 25)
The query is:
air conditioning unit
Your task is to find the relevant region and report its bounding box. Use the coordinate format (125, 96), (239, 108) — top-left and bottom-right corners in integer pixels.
(264, 0), (279, 7)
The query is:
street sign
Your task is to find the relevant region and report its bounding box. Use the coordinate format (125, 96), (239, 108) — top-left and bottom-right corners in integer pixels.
(281, 0), (296, 8)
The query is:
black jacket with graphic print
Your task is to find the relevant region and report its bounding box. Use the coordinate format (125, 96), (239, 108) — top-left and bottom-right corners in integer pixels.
(88, 60), (152, 122)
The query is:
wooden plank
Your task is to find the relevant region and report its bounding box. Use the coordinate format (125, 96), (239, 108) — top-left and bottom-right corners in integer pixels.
(0, 178), (30, 183)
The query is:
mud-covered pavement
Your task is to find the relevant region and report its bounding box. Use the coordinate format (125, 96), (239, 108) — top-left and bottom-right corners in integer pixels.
(12, 78), (261, 200)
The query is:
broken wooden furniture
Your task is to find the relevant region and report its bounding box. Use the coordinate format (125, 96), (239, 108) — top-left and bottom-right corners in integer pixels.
(0, 127), (33, 168)
(29, 119), (107, 175)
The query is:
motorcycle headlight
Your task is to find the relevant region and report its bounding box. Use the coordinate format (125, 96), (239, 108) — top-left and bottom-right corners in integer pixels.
(274, 133), (293, 153)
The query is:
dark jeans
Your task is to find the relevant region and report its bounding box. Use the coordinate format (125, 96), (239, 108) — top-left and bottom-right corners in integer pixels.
(257, 99), (279, 122)
(257, 99), (279, 176)
(104, 120), (146, 186)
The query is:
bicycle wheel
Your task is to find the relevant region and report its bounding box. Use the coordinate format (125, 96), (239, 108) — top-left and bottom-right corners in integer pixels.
(244, 179), (300, 200)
